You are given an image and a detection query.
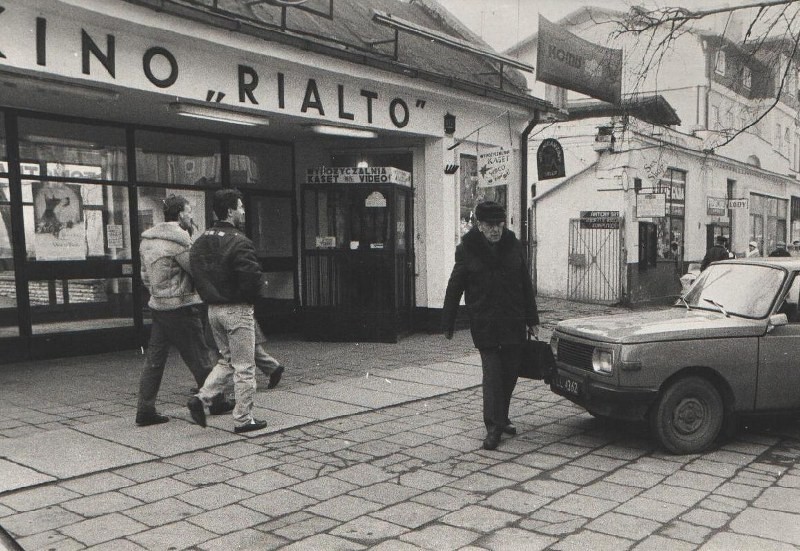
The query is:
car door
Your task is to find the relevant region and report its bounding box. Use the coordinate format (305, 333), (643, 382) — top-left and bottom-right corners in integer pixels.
(757, 271), (800, 410)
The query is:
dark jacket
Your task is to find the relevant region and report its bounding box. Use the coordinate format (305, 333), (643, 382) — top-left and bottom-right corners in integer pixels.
(769, 248), (791, 257)
(700, 245), (730, 271)
(442, 226), (538, 348)
(190, 221), (268, 304)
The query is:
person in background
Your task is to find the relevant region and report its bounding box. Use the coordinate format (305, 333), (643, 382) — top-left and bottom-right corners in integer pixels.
(136, 195), (232, 427)
(255, 321), (285, 389)
(746, 241), (760, 258)
(769, 242), (791, 257)
(442, 201), (539, 451)
(701, 235), (731, 271)
(188, 189), (269, 434)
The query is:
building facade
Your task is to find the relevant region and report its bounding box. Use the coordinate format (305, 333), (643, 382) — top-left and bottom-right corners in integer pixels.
(507, 6), (800, 304)
(0, 0), (550, 362)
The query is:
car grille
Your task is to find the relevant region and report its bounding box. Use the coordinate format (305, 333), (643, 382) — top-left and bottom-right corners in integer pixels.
(557, 339), (594, 371)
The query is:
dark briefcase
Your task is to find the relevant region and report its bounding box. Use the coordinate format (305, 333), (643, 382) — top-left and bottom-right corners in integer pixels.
(519, 336), (556, 381)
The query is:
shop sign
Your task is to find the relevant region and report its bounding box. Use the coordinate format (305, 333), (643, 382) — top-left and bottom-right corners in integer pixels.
(536, 16), (622, 105)
(580, 210), (620, 229)
(707, 196), (727, 216)
(537, 138), (565, 180)
(728, 198), (749, 209)
(364, 191), (387, 208)
(478, 146), (512, 188)
(0, 3), (433, 134)
(306, 167), (410, 186)
(637, 193), (666, 218)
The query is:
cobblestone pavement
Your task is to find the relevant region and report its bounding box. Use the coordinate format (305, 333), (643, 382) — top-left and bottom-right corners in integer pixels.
(5, 298), (800, 549)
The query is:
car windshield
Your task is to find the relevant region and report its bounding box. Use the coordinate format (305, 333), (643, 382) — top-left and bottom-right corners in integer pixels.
(683, 264), (785, 318)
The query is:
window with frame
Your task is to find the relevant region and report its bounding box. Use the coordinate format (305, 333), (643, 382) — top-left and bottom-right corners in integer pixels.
(458, 153), (506, 236)
(653, 168), (686, 261)
(715, 50), (726, 76)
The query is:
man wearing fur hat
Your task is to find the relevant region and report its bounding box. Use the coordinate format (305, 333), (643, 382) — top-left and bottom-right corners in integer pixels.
(442, 201), (539, 450)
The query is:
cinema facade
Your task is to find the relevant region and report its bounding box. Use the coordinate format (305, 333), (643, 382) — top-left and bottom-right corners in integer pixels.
(0, 0), (551, 362)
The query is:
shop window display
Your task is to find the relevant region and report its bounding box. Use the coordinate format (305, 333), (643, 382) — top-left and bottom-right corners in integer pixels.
(136, 130), (221, 186)
(459, 154), (506, 236)
(230, 140), (292, 190)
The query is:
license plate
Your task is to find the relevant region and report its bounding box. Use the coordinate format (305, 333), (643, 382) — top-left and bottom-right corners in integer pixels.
(553, 374), (581, 397)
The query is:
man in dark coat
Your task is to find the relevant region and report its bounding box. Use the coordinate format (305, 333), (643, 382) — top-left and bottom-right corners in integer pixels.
(442, 201), (539, 450)
(701, 235), (731, 270)
(769, 242), (791, 257)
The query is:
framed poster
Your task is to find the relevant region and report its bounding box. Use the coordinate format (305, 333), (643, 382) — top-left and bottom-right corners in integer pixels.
(32, 182), (86, 260)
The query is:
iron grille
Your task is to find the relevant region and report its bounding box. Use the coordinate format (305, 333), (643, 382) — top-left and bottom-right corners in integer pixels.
(557, 339), (594, 371)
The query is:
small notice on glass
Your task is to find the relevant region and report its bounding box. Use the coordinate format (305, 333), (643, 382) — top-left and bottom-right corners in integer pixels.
(315, 236), (336, 249)
(106, 224), (123, 249)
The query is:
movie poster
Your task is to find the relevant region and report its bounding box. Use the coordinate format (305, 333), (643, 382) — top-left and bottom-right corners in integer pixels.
(32, 182), (86, 260)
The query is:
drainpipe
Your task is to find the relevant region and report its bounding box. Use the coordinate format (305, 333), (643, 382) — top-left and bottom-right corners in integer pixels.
(520, 109), (540, 287)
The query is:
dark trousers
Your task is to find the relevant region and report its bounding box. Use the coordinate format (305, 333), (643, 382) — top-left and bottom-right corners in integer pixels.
(479, 344), (522, 433)
(137, 305), (213, 415)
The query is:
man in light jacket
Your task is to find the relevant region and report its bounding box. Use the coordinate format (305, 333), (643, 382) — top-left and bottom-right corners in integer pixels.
(136, 195), (232, 426)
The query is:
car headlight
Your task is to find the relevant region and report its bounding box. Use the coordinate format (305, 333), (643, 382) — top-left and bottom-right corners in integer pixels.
(592, 348), (613, 374)
(550, 335), (559, 359)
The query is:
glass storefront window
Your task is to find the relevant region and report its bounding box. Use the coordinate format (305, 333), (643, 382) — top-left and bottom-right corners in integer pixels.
(303, 188), (349, 250)
(136, 130), (221, 186)
(251, 195), (293, 257)
(137, 187), (207, 237)
(230, 141), (292, 190)
(751, 193), (788, 255)
(459, 154), (506, 236)
(23, 181), (131, 261)
(29, 277), (134, 334)
(17, 118), (127, 181)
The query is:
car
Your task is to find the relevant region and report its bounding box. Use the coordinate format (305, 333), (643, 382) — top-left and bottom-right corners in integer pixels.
(548, 257), (800, 454)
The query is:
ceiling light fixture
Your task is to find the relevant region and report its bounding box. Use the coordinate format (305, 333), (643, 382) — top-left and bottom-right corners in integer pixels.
(0, 70), (119, 102)
(168, 103), (270, 127)
(309, 125), (378, 138)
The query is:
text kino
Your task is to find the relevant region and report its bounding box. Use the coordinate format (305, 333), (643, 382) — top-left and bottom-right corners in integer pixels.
(12, 14), (417, 129)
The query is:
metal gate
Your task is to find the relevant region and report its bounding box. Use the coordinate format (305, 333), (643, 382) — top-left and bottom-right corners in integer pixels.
(567, 217), (624, 304)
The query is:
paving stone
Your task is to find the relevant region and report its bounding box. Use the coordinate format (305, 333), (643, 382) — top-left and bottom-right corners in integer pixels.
(371, 501), (445, 528)
(730, 507), (800, 546)
(350, 482), (423, 506)
(680, 507), (730, 529)
(628, 457), (683, 476)
(1, 506), (83, 537)
(548, 493), (618, 518)
(441, 504), (519, 532)
(521, 479), (579, 498)
(59, 472), (135, 496)
(571, 454), (629, 472)
(329, 463), (394, 486)
(578, 481), (642, 503)
(273, 513), (340, 541)
(241, 488), (318, 517)
(777, 474), (800, 488)
(476, 527), (556, 551)
(399, 524), (480, 550)
(328, 515), (410, 542)
(753, 486), (800, 513)
(411, 488), (483, 511)
(0, 485), (82, 512)
(165, 451), (222, 469)
(552, 529), (634, 551)
(398, 469), (457, 491)
(187, 503), (270, 534)
(307, 494), (383, 522)
(700, 532), (798, 551)
(663, 470), (725, 492)
(0, 504), (13, 517)
(280, 533), (366, 550)
(482, 488), (551, 514)
(128, 520), (217, 550)
(639, 484), (708, 507)
(207, 441), (266, 460)
(633, 534), (696, 551)
(587, 511), (661, 540)
(659, 519), (713, 544)
(714, 482), (763, 500)
(513, 452), (570, 470)
(197, 528), (288, 551)
(60, 512), (147, 546)
(604, 468), (665, 488)
(114, 461), (184, 482)
(15, 530), (70, 551)
(221, 454), (282, 474)
(538, 443), (592, 459)
(370, 541), (429, 551)
(118, 477), (194, 502)
(613, 496), (687, 523)
(292, 475), (359, 500)
(699, 494), (748, 514)
(61, 491), (142, 517)
(550, 465), (605, 485)
(178, 482), (255, 509)
(225, 469), (298, 494)
(685, 459), (740, 478)
(124, 497), (204, 527)
(449, 472), (517, 493)
(172, 464), (241, 485)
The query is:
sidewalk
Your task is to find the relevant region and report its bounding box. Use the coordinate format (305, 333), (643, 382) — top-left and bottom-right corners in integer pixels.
(0, 297), (625, 495)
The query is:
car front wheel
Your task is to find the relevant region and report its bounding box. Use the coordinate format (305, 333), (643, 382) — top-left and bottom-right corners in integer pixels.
(651, 376), (724, 454)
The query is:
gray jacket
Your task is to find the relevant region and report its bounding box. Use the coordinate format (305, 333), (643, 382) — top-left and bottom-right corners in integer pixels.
(140, 222), (202, 311)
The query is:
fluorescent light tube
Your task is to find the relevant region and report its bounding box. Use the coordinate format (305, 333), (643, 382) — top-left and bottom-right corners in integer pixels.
(168, 103), (270, 127)
(310, 125), (378, 138)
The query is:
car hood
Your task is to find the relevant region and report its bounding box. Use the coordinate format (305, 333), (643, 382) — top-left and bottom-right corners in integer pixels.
(555, 308), (765, 344)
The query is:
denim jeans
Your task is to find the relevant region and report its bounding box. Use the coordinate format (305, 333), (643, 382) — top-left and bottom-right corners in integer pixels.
(479, 344), (522, 433)
(137, 305), (213, 415)
(255, 322), (281, 375)
(198, 303), (257, 426)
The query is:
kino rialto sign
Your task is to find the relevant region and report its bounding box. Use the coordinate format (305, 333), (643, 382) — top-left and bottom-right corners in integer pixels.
(0, 2), (430, 132)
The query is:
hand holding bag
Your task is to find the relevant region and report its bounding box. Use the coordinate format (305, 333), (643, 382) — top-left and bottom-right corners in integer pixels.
(519, 333), (556, 382)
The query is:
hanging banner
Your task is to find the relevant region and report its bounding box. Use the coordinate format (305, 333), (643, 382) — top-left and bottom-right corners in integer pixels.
(537, 138), (565, 180)
(536, 16), (623, 105)
(478, 146), (512, 188)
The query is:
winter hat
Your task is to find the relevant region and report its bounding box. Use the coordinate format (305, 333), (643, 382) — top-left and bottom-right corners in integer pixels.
(475, 201), (506, 223)
(749, 241), (757, 248)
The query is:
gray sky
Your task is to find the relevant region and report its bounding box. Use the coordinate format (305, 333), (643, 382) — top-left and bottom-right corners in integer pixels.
(434, 0), (752, 52)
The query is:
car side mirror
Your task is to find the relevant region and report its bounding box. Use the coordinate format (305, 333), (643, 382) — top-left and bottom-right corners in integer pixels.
(768, 313), (789, 332)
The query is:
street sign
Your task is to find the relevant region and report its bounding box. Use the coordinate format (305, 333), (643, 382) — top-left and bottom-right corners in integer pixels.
(537, 138), (565, 180)
(580, 210), (620, 229)
(728, 198), (749, 209)
(637, 193), (666, 218)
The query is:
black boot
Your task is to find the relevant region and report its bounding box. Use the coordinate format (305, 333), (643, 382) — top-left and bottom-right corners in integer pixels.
(483, 429), (502, 450)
